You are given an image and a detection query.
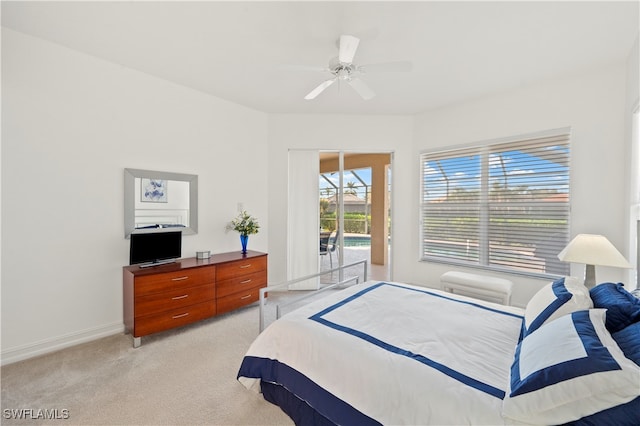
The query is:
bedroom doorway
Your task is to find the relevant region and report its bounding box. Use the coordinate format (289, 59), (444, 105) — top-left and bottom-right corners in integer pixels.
(318, 151), (392, 283)
(287, 150), (392, 290)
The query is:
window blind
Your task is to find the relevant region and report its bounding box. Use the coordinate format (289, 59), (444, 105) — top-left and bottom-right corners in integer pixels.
(420, 130), (571, 277)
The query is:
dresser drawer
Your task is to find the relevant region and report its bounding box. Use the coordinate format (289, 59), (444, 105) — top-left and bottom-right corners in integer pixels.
(217, 288), (260, 315)
(216, 256), (267, 281)
(216, 270), (266, 298)
(135, 266), (215, 296)
(134, 300), (216, 337)
(135, 284), (215, 318)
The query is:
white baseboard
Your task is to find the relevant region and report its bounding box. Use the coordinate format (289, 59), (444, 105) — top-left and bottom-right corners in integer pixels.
(1, 322), (124, 366)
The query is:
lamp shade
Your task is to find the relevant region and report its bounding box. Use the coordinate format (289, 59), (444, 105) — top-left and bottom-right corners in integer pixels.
(557, 234), (631, 268)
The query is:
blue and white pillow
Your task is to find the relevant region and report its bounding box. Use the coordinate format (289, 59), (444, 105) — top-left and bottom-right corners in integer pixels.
(502, 309), (640, 424)
(523, 276), (592, 336)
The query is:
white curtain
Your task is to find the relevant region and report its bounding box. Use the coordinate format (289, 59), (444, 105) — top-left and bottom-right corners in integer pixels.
(288, 150), (320, 289)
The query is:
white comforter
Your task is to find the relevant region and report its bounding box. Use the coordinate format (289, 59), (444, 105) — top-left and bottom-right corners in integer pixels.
(238, 281), (527, 425)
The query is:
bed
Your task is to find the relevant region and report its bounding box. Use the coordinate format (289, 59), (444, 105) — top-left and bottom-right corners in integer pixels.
(237, 278), (640, 425)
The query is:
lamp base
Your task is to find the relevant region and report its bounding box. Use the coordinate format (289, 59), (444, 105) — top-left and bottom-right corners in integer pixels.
(584, 264), (596, 289)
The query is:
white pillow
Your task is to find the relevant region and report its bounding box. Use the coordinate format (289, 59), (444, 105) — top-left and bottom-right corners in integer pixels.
(502, 309), (640, 424)
(523, 276), (592, 336)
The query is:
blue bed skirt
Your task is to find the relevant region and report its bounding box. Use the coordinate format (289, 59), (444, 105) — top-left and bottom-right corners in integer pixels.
(260, 379), (640, 426)
(260, 381), (336, 426)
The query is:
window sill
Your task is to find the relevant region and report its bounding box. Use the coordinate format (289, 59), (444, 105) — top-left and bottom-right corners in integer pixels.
(420, 256), (565, 281)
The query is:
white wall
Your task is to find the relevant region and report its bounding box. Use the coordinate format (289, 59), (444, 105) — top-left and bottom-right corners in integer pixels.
(1, 29), (268, 364)
(624, 36), (639, 288)
(267, 114), (413, 286)
(403, 64), (631, 307)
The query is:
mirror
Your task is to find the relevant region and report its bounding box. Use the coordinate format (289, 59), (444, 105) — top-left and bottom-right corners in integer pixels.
(124, 168), (198, 238)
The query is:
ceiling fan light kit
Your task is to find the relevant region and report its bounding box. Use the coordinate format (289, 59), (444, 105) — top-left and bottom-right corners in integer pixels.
(303, 34), (412, 101)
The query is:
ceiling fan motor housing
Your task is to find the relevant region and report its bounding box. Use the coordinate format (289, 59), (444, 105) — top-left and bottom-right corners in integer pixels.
(334, 64), (355, 80)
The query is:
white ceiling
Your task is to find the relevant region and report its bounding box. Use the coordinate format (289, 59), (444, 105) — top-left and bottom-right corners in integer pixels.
(2, 1), (638, 115)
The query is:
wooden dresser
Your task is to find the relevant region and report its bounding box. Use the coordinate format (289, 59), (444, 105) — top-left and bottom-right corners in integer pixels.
(123, 250), (267, 347)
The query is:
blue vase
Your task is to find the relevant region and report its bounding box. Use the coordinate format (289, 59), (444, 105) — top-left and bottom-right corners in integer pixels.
(240, 234), (249, 254)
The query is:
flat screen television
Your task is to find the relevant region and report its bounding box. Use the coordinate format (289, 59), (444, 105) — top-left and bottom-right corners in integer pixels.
(129, 230), (182, 267)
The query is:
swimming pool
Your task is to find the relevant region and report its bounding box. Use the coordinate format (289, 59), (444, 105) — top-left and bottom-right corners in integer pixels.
(344, 235), (371, 247)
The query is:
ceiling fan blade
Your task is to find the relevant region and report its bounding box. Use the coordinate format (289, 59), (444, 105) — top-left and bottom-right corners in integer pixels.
(358, 61), (413, 73)
(280, 64), (329, 73)
(304, 78), (337, 100)
(348, 77), (375, 100)
(338, 35), (360, 64)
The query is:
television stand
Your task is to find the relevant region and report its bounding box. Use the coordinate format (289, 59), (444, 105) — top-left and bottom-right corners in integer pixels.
(123, 251), (267, 347)
(138, 258), (177, 268)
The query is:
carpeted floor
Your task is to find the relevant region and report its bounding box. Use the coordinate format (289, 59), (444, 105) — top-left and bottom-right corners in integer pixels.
(1, 305), (293, 425)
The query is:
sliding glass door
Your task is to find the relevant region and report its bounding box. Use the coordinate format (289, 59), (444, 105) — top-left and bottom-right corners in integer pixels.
(319, 151), (346, 283)
(289, 149), (392, 288)
(319, 151), (393, 283)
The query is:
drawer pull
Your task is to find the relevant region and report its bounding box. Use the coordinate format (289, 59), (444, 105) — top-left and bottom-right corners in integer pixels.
(172, 294), (188, 300)
(240, 294), (252, 300)
(240, 279), (252, 284)
(171, 276), (189, 281)
(239, 264), (252, 269)
(172, 313), (189, 319)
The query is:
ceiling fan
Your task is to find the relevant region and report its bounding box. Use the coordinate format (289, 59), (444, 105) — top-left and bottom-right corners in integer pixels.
(303, 35), (412, 101)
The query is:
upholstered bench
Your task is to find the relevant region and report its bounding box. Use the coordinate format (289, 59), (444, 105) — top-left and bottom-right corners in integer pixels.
(440, 271), (513, 305)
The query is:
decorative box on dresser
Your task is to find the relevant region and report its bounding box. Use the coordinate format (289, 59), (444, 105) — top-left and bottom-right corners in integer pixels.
(123, 250), (267, 347)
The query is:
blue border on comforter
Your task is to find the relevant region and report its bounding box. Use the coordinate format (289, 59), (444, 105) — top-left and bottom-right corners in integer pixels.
(309, 282), (522, 399)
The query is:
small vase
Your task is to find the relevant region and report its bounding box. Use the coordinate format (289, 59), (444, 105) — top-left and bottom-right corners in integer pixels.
(240, 234), (249, 254)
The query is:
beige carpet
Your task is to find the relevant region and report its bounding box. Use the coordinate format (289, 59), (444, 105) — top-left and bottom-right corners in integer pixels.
(1, 305), (293, 425)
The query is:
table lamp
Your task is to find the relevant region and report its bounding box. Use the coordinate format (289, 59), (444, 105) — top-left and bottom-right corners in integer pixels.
(557, 234), (631, 289)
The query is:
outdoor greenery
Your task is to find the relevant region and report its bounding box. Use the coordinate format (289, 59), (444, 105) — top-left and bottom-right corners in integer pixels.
(320, 212), (371, 234)
(424, 181), (568, 247)
(429, 184), (564, 202)
(424, 217), (567, 245)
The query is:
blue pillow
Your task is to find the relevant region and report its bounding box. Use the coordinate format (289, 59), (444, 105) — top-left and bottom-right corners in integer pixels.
(502, 309), (640, 424)
(613, 321), (640, 366)
(590, 283), (640, 333)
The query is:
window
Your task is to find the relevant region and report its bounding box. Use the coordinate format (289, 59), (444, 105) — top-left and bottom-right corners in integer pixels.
(420, 129), (571, 277)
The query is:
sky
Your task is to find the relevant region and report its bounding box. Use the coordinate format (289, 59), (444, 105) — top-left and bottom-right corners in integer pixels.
(422, 146), (569, 201)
